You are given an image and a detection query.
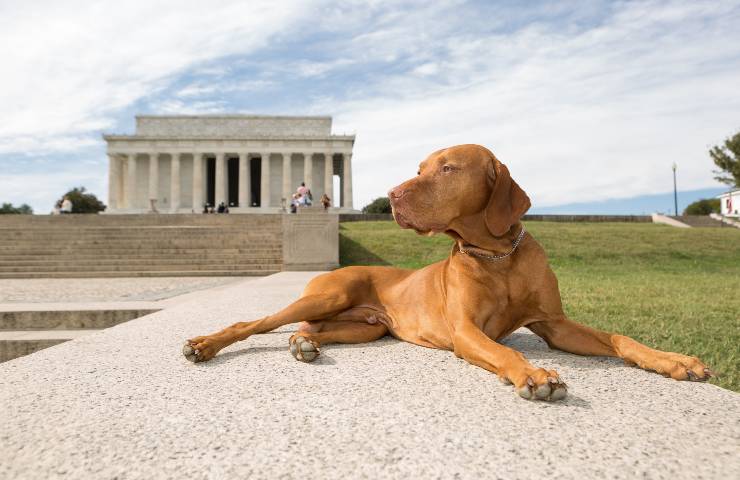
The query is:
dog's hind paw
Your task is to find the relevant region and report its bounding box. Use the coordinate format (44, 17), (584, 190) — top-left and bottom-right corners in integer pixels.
(513, 370), (568, 401)
(289, 335), (320, 363)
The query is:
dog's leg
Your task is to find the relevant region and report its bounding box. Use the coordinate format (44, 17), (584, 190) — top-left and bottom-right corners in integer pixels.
(288, 320), (388, 362)
(452, 322), (568, 401)
(527, 268), (713, 382)
(527, 317), (713, 381)
(183, 292), (353, 363)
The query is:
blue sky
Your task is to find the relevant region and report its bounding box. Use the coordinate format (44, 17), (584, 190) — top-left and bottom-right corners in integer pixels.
(1, 0), (739, 213)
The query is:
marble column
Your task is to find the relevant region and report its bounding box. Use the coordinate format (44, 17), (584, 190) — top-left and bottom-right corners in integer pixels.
(215, 152), (226, 206)
(116, 155), (125, 208)
(324, 151), (334, 206)
(282, 152), (292, 204)
(260, 153), (271, 208)
(170, 153), (180, 212)
(126, 153), (137, 209)
(192, 153), (204, 210)
(304, 152), (313, 190)
(343, 152), (353, 209)
(239, 153), (250, 207)
(107, 154), (120, 211)
(148, 152), (159, 202)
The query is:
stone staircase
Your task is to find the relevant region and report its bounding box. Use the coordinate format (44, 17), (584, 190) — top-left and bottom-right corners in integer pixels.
(0, 306), (155, 362)
(669, 215), (727, 228)
(0, 214), (284, 278)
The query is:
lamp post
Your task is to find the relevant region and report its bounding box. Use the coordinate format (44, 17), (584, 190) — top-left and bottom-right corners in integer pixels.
(672, 162), (678, 216)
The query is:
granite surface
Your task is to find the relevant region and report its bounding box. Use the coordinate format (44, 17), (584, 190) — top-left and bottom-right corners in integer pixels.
(0, 277), (240, 303)
(1, 272), (738, 479)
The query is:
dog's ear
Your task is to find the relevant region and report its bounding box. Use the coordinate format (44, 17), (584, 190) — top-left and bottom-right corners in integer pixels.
(484, 157), (531, 237)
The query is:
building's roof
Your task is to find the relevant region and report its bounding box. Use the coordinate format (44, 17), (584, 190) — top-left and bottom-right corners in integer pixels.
(134, 114), (333, 120)
(102, 113), (351, 140)
(102, 134), (356, 141)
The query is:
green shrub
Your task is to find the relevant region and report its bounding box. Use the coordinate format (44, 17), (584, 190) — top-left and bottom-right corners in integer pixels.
(683, 198), (720, 215)
(362, 196), (392, 214)
(62, 187), (106, 214)
(0, 202), (33, 214)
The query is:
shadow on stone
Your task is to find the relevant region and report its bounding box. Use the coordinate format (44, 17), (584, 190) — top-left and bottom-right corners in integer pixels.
(194, 345), (288, 366)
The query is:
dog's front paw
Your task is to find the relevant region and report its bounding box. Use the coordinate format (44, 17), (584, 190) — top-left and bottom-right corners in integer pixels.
(502, 367), (568, 402)
(289, 335), (320, 363)
(182, 336), (220, 363)
(633, 352), (713, 382)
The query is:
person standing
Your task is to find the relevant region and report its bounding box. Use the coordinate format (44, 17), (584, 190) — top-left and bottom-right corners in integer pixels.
(320, 193), (331, 210)
(296, 182), (308, 197)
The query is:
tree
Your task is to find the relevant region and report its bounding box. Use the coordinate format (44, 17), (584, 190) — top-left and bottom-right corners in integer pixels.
(61, 187), (106, 214)
(710, 130), (740, 186)
(362, 196), (392, 214)
(0, 202), (33, 214)
(683, 198), (720, 215)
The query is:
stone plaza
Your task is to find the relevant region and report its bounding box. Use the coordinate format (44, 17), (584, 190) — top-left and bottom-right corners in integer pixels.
(104, 115), (356, 213)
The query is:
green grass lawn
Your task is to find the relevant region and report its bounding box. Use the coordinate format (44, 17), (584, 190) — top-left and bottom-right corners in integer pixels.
(339, 221), (740, 392)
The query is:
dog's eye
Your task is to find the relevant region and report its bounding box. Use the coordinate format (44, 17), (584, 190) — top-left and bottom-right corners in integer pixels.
(417, 170), (421, 175)
(442, 165), (453, 173)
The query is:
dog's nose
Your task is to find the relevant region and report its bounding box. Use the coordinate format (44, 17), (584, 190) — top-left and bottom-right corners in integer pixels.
(389, 187), (406, 200)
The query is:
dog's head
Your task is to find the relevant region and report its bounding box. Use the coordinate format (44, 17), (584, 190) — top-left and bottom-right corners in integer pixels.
(388, 144), (530, 239)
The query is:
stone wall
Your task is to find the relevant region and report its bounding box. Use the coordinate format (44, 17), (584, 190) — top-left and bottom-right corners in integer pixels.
(282, 211), (339, 270)
(338, 214), (653, 223)
(135, 115), (332, 137)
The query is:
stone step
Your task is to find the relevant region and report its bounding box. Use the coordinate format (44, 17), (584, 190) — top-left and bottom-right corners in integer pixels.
(0, 259), (281, 269)
(0, 236), (281, 243)
(0, 216), (285, 227)
(0, 228), (281, 234)
(0, 234), (283, 239)
(0, 239), (281, 246)
(0, 227), (282, 233)
(0, 330), (100, 363)
(0, 246), (283, 254)
(0, 269), (279, 278)
(0, 308), (158, 330)
(0, 262), (282, 273)
(0, 247), (282, 254)
(0, 254), (283, 262)
(0, 226), (282, 231)
(0, 252), (282, 268)
(0, 225), (283, 230)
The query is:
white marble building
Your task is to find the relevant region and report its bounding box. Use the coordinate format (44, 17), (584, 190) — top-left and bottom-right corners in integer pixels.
(103, 115), (355, 213)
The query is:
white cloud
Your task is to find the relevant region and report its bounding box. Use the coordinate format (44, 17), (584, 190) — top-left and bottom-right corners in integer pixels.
(328, 0), (740, 208)
(1, 0), (739, 213)
(0, 0), (317, 154)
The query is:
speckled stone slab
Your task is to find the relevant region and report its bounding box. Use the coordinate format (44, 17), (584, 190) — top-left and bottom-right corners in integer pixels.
(1, 272), (737, 479)
(0, 277), (241, 303)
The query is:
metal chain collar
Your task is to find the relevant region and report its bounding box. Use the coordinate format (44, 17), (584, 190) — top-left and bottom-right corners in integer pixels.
(458, 225), (527, 261)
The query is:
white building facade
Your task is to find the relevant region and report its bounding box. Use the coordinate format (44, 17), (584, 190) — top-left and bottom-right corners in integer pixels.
(718, 189), (740, 217)
(103, 115), (356, 213)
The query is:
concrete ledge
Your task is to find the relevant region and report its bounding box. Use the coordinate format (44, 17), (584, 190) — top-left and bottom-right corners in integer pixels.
(0, 272), (737, 479)
(710, 213), (740, 228)
(0, 330), (100, 362)
(0, 304), (159, 329)
(339, 213), (655, 223)
(651, 213), (691, 228)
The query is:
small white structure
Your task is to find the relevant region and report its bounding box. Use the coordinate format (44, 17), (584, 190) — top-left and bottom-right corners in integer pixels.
(718, 189), (740, 217)
(103, 115), (356, 213)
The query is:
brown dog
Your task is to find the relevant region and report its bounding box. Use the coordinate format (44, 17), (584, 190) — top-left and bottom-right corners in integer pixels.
(183, 144), (712, 401)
